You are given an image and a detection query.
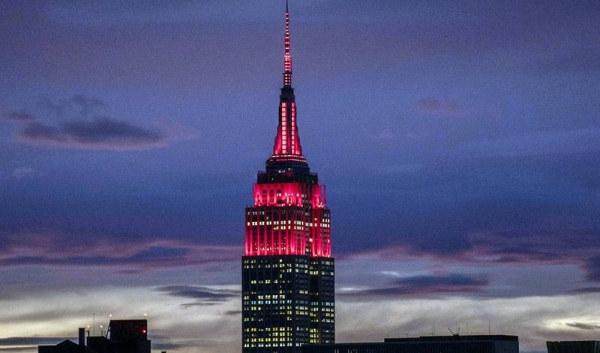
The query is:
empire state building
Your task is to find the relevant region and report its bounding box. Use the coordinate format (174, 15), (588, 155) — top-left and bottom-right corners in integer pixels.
(242, 2), (334, 353)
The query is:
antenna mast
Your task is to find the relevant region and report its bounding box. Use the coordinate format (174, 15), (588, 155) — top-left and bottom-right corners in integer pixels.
(283, 0), (293, 86)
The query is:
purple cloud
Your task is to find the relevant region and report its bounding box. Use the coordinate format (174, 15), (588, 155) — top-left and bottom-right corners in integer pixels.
(18, 117), (167, 151)
(0, 233), (240, 269)
(7, 95), (190, 150)
(2, 111), (36, 121)
(128, 246), (189, 262)
(353, 224), (600, 283)
(467, 227), (600, 264)
(156, 285), (239, 307)
(341, 273), (488, 298)
(19, 123), (65, 142)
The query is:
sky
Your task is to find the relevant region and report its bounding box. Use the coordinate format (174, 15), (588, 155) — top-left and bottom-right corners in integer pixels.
(1, 0), (600, 352)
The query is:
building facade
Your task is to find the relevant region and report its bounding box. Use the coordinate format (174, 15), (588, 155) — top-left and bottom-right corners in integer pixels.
(303, 335), (519, 353)
(242, 3), (334, 353)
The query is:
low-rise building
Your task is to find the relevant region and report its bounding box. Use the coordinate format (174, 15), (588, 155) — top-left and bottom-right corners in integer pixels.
(38, 320), (151, 353)
(547, 340), (600, 353)
(302, 335), (519, 353)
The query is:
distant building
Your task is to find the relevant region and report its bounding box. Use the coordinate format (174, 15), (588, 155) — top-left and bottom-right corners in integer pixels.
(89, 320), (150, 353)
(39, 320), (151, 353)
(547, 340), (600, 353)
(302, 335), (519, 353)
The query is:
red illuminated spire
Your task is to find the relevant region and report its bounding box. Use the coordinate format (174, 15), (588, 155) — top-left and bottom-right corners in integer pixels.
(283, 0), (292, 87)
(268, 0), (307, 169)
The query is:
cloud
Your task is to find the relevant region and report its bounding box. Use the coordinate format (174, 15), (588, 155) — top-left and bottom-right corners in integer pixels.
(2, 112), (36, 121)
(0, 253), (177, 267)
(415, 99), (459, 116)
(341, 273), (488, 298)
(565, 322), (600, 330)
(356, 223), (600, 269)
(156, 285), (239, 307)
(572, 287), (600, 294)
(0, 233), (241, 269)
(9, 95), (198, 150)
(395, 273), (487, 288)
(180, 302), (221, 307)
(128, 246), (190, 262)
(223, 310), (241, 316)
(18, 117), (168, 151)
(157, 285), (239, 300)
(0, 246), (234, 268)
(335, 294), (600, 353)
(467, 227), (600, 264)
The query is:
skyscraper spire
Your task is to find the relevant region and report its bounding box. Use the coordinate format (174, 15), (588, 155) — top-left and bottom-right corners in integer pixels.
(268, 0), (307, 171)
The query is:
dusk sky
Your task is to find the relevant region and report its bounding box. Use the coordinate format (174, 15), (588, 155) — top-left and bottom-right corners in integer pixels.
(1, 1), (600, 352)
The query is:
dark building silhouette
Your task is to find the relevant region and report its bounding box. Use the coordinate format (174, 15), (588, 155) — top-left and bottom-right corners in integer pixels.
(242, 2), (334, 353)
(39, 320), (150, 353)
(39, 338), (95, 353)
(39, 328), (94, 353)
(302, 335), (519, 353)
(547, 341), (600, 353)
(88, 320), (150, 353)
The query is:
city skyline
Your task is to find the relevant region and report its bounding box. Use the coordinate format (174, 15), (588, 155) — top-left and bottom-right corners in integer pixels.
(1, 1), (600, 353)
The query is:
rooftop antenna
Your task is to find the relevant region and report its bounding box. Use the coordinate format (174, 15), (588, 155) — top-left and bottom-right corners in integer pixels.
(448, 327), (460, 337)
(283, 0), (293, 87)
